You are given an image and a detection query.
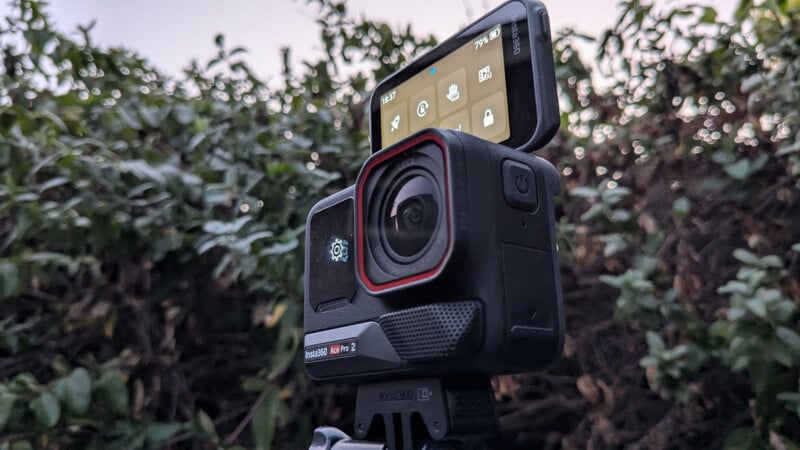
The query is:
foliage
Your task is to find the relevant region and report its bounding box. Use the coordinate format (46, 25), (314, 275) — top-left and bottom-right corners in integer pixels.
(0, 0), (434, 447)
(553, 0), (800, 446)
(1, 0), (799, 448)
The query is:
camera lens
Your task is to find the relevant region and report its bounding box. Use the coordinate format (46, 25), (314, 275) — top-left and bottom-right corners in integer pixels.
(383, 174), (440, 259)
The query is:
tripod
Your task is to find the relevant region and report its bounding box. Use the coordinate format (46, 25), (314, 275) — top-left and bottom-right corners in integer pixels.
(309, 376), (497, 450)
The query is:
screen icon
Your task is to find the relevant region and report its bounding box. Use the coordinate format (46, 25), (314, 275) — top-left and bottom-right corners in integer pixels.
(329, 237), (349, 263)
(483, 108), (494, 128)
(416, 100), (430, 117)
(417, 387), (432, 401)
(382, 101), (408, 146)
(409, 86), (437, 130)
(478, 65), (493, 83)
(436, 68), (467, 117)
(439, 110), (470, 134)
(445, 83), (460, 102)
(489, 26), (501, 41)
(471, 91), (507, 141)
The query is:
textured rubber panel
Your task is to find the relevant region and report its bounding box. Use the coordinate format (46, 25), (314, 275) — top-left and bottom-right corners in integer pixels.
(378, 300), (483, 362)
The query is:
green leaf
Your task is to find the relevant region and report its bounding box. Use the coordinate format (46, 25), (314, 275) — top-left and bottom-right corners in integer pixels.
(744, 298), (767, 319)
(771, 300), (797, 322)
(777, 391), (800, 402)
(770, 340), (797, 367)
(188, 133), (206, 151)
(646, 331), (665, 352)
(260, 239), (298, 256)
(10, 441), (33, 450)
(740, 74), (763, 93)
(0, 390), (16, 432)
(672, 197), (690, 218)
(639, 355), (657, 367)
(776, 141), (800, 156)
(251, 390), (281, 450)
(599, 274), (624, 289)
(725, 427), (759, 449)
(580, 203), (606, 221)
(203, 216), (253, 235)
(30, 392), (60, 427)
(268, 328), (299, 380)
(600, 186), (631, 204)
(54, 368), (91, 414)
(718, 280), (749, 296)
(756, 255), (783, 269)
(10, 374), (38, 394)
(776, 327), (800, 351)
(117, 106), (142, 130)
(0, 262), (19, 299)
(732, 248), (760, 266)
(727, 306), (746, 321)
(146, 422), (184, 444)
(27, 252), (80, 276)
(94, 371), (129, 415)
(569, 186), (597, 198)
(37, 177), (69, 193)
(599, 233), (628, 257)
(196, 410), (217, 437)
(138, 106), (162, 128)
(119, 160), (167, 185)
(724, 159), (751, 180)
(609, 208), (632, 222)
(173, 104), (194, 125)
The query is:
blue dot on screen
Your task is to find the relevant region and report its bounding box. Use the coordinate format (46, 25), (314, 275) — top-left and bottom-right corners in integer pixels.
(430, 67), (436, 75)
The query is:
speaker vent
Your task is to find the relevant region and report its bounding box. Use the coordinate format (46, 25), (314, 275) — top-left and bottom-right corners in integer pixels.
(378, 300), (483, 362)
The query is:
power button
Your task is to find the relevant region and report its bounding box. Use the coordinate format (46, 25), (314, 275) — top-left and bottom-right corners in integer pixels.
(502, 160), (537, 211)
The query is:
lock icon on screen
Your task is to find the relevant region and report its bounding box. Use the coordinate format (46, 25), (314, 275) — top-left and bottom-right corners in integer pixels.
(483, 108), (494, 128)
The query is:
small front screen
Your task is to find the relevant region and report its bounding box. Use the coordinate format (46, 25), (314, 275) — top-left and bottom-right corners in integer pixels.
(307, 198), (357, 310)
(379, 24), (510, 149)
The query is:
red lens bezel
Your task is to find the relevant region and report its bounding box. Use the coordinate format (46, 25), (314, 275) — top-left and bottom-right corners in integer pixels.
(356, 133), (452, 293)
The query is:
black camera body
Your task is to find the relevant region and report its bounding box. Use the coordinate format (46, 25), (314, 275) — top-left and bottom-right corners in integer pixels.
(304, 129), (563, 382)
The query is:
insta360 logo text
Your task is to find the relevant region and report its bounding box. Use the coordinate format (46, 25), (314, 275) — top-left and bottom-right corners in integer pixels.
(329, 237), (349, 263)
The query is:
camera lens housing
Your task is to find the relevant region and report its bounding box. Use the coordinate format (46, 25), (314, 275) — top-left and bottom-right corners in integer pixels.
(357, 135), (452, 294)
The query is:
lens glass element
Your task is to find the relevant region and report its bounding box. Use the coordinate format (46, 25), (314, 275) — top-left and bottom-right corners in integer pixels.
(383, 174), (440, 259)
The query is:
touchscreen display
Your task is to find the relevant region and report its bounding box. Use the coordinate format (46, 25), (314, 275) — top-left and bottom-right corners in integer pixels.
(378, 25), (510, 149)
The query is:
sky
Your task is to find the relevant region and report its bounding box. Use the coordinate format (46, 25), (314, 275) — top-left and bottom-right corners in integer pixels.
(1, 0), (739, 84)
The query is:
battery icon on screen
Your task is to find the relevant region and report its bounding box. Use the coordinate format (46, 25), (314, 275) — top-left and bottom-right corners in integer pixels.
(489, 26), (501, 40)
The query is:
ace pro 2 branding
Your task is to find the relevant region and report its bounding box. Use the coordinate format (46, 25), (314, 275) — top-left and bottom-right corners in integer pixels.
(370, 0), (559, 153)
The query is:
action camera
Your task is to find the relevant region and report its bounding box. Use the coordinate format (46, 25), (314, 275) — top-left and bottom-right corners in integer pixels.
(303, 129), (564, 382)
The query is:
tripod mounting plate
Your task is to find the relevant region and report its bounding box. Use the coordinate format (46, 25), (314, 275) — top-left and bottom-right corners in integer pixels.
(353, 376), (496, 450)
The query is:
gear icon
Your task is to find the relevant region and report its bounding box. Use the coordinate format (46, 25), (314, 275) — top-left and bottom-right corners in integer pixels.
(329, 237), (349, 263)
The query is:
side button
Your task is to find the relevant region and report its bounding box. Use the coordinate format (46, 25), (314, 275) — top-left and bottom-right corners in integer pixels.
(502, 160), (538, 211)
(538, 10), (551, 40)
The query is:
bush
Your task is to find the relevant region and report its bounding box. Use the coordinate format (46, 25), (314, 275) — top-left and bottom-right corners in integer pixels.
(550, 0), (800, 447)
(0, 0), (798, 448)
(0, 0), (433, 447)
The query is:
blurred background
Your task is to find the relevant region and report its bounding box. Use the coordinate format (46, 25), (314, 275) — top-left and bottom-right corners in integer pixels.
(0, 0), (798, 449)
